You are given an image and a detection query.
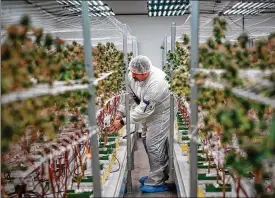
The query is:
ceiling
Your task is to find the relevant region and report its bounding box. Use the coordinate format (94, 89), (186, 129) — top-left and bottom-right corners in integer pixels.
(104, 0), (275, 15)
(1, 0), (275, 45)
(103, 0), (275, 42)
(1, 0), (135, 48)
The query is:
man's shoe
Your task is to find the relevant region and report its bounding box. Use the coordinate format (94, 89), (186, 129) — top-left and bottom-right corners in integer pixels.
(139, 176), (148, 185)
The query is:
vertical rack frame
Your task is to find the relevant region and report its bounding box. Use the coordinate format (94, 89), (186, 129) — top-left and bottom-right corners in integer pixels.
(132, 37), (139, 154)
(164, 35), (168, 70)
(81, 1), (102, 197)
(169, 22), (176, 182)
(162, 40), (165, 70)
(123, 25), (132, 194)
(190, 1), (199, 197)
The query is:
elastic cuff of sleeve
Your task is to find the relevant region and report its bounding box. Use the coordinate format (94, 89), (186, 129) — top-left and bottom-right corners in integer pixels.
(122, 117), (127, 125)
(117, 110), (125, 117)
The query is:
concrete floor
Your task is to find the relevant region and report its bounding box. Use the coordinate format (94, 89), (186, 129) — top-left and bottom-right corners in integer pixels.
(124, 139), (178, 198)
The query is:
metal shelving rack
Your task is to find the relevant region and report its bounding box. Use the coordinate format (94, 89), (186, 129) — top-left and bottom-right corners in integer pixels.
(81, 1), (101, 196)
(164, 1), (275, 197)
(189, 2), (199, 197)
(163, 1), (200, 197)
(1, 0), (138, 197)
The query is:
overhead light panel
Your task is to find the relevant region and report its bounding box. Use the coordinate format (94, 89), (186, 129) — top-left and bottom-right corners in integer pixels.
(98, 1), (104, 6)
(56, 0), (115, 17)
(74, 1), (80, 5)
(223, 1), (275, 16)
(68, 0), (74, 5)
(147, 0), (190, 17)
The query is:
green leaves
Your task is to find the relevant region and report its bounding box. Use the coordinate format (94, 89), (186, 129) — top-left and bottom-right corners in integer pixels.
(164, 35), (190, 98)
(19, 14), (31, 27)
(225, 151), (251, 178)
(171, 16), (275, 195)
(1, 15), (128, 168)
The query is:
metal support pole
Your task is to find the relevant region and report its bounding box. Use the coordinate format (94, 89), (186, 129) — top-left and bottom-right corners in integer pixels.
(162, 40), (165, 70)
(132, 38), (137, 57)
(242, 15), (245, 32)
(135, 41), (139, 56)
(134, 124), (139, 151)
(124, 25), (132, 194)
(190, 1), (199, 197)
(81, 1), (101, 197)
(164, 35), (168, 70)
(169, 22), (176, 183)
(131, 124), (139, 170)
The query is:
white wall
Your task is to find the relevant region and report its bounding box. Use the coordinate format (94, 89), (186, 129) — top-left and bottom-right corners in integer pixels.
(116, 15), (188, 68)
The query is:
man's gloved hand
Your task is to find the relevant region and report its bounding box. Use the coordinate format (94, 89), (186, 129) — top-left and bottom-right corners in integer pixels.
(110, 115), (124, 132)
(113, 120), (124, 130)
(110, 119), (124, 132)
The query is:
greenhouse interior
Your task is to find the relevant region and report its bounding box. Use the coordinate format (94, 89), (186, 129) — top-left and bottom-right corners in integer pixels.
(1, 0), (275, 197)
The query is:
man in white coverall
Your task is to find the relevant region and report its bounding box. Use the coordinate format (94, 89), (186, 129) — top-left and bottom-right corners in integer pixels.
(111, 55), (173, 193)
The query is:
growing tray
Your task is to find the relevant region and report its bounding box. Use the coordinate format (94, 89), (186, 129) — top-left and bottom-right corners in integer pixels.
(198, 156), (213, 162)
(205, 184), (232, 192)
(72, 176), (93, 183)
(66, 190), (93, 198)
(182, 136), (189, 141)
(198, 173), (221, 180)
(100, 136), (117, 142)
(99, 154), (109, 161)
(198, 163), (216, 169)
(100, 141), (116, 148)
(99, 147), (113, 155)
(178, 126), (189, 130)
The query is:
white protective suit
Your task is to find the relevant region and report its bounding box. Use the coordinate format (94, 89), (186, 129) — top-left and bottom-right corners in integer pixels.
(117, 65), (175, 186)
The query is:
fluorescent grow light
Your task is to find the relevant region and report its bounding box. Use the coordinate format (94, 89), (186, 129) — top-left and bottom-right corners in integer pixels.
(147, 0), (190, 17)
(56, 0), (115, 17)
(223, 1), (275, 16)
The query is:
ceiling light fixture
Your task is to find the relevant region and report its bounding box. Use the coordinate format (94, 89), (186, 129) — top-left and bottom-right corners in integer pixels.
(74, 1), (80, 5)
(223, 1), (275, 16)
(98, 1), (104, 6)
(56, 0), (116, 17)
(147, 0), (190, 17)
